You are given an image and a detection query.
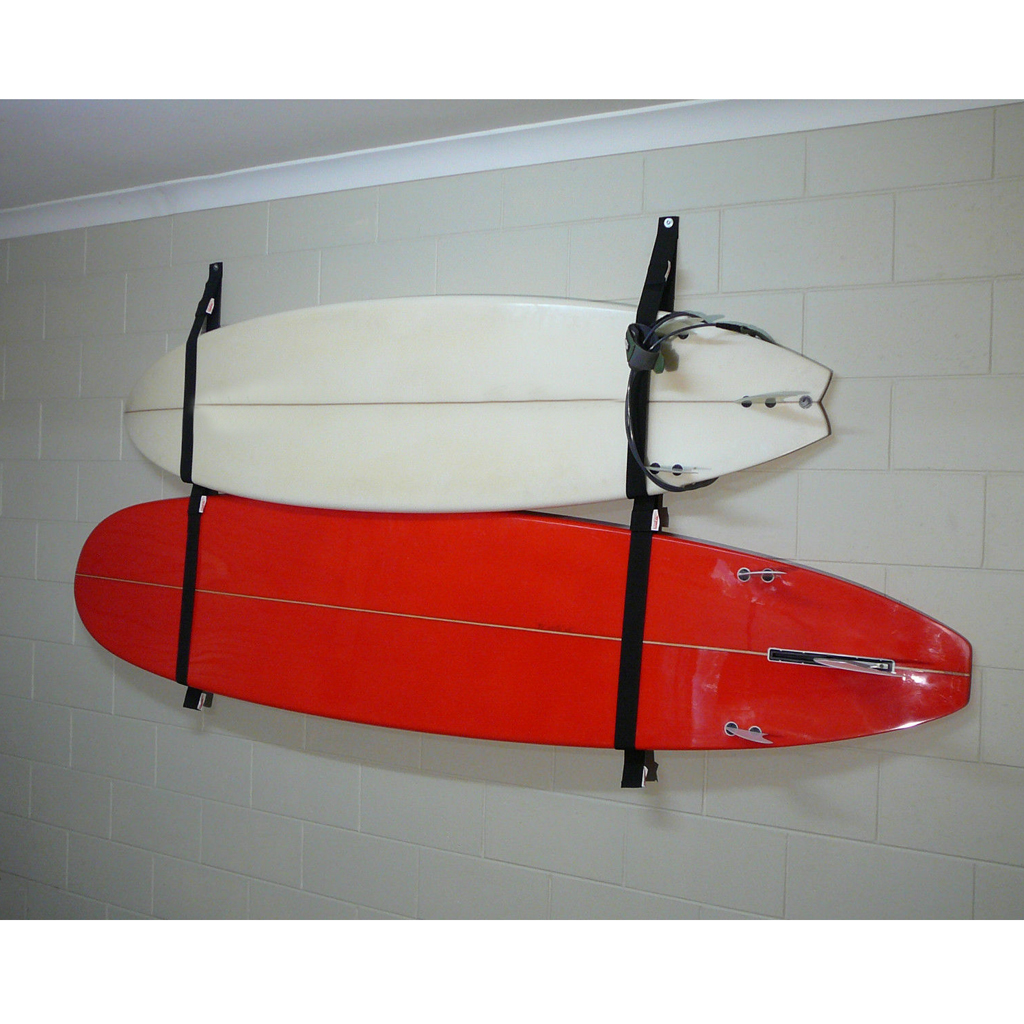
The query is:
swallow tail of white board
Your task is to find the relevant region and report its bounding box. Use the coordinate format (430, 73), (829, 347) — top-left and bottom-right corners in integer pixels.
(125, 296), (832, 513)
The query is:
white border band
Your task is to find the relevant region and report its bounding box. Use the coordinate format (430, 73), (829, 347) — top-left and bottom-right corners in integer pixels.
(0, 99), (1014, 240)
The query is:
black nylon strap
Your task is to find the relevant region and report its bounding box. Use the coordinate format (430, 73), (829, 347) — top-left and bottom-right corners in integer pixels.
(635, 216), (679, 331)
(176, 265), (221, 711)
(616, 217), (678, 787)
(176, 485), (217, 709)
(614, 494), (662, 750)
(625, 217), (678, 500)
(176, 483), (218, 708)
(183, 686), (212, 710)
(180, 262), (222, 484)
(621, 748), (660, 789)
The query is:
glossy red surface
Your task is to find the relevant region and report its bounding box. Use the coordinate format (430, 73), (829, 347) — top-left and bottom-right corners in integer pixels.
(74, 496), (971, 749)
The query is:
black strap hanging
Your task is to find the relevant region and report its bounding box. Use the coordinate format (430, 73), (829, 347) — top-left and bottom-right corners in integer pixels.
(625, 217), (677, 501)
(180, 262), (222, 484)
(177, 262), (222, 710)
(615, 216), (677, 788)
(177, 485), (217, 709)
(614, 492), (664, 787)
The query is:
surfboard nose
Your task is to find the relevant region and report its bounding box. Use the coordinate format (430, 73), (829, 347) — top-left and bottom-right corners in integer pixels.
(125, 342), (185, 416)
(124, 339), (192, 472)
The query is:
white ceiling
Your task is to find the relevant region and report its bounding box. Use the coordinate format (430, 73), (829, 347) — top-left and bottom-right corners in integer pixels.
(0, 99), (667, 211)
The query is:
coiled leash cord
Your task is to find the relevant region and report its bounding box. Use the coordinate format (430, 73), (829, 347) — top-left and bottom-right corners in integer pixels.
(624, 310), (778, 493)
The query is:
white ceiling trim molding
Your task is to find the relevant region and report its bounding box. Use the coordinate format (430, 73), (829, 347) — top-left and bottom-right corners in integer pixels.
(0, 98), (1012, 241)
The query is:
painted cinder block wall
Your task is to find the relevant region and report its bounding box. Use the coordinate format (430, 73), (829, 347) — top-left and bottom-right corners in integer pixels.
(1, 103), (1022, 919)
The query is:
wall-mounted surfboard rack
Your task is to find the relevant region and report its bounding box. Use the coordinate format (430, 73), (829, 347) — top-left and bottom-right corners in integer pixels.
(166, 222), (696, 788)
(158, 220), (813, 790)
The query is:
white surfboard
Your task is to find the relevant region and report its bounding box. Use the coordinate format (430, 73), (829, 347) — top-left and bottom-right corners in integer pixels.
(125, 295), (831, 512)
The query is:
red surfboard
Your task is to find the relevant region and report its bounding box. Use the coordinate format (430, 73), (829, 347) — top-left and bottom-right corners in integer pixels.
(74, 496), (971, 750)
